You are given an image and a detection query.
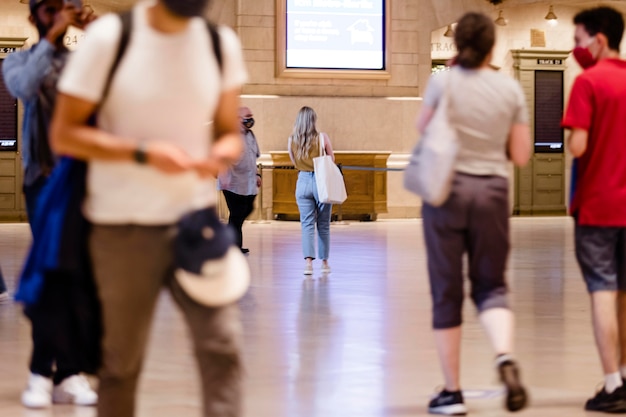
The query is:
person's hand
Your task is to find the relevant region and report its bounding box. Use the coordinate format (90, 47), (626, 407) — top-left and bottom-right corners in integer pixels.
(145, 142), (194, 174)
(46, 4), (81, 45)
(256, 175), (262, 187)
(77, 5), (97, 29)
(192, 158), (223, 179)
(213, 133), (244, 167)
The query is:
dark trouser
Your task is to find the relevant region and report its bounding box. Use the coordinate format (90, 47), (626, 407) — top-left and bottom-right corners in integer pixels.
(423, 173), (510, 329)
(23, 174), (80, 383)
(90, 225), (243, 417)
(223, 190), (256, 249)
(0, 267), (6, 293)
(24, 271), (82, 384)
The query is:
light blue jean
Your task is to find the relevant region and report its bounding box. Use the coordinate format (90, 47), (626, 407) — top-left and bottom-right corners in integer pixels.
(295, 171), (332, 260)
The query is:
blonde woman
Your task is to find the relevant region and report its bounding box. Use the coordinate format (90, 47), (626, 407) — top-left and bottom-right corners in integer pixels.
(288, 106), (335, 275)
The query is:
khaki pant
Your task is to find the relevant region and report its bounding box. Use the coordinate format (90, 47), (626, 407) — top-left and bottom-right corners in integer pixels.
(90, 225), (243, 417)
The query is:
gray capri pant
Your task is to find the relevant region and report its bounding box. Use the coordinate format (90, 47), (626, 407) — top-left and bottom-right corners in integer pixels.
(422, 173), (510, 329)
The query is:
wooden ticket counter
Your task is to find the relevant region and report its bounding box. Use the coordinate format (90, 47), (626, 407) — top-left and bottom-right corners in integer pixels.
(270, 151), (391, 221)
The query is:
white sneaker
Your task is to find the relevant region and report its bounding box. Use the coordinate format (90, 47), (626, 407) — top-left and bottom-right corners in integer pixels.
(22, 373), (53, 408)
(52, 375), (98, 406)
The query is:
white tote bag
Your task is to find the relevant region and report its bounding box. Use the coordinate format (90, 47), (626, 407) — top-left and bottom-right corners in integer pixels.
(403, 69), (459, 207)
(313, 133), (347, 204)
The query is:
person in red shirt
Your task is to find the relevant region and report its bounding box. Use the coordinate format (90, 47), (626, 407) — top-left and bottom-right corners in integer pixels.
(562, 6), (626, 413)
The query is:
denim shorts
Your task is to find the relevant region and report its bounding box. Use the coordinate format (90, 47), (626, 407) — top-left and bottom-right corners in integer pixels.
(575, 223), (626, 292)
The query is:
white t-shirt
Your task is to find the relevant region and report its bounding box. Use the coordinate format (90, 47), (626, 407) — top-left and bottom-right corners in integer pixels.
(58, 1), (247, 224)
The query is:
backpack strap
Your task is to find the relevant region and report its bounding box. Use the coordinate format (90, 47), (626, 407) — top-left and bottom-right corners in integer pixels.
(206, 22), (223, 74)
(101, 10), (133, 103)
(100, 12), (221, 104)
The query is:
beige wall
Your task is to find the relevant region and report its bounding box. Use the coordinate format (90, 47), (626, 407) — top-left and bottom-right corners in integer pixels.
(0, 1), (614, 218)
(1, 2), (38, 46)
(240, 0), (420, 97)
(241, 95), (422, 219)
(237, 1), (590, 218)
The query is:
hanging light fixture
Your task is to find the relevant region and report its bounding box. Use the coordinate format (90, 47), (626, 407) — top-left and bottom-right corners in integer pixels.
(545, 5), (558, 26)
(495, 10), (507, 26)
(444, 24), (455, 38)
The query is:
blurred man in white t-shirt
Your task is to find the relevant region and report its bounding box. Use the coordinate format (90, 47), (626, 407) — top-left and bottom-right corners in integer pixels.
(50, 0), (248, 416)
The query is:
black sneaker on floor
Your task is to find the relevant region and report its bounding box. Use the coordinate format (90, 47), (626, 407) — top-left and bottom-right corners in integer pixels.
(585, 385), (626, 413)
(498, 359), (528, 412)
(428, 389), (467, 416)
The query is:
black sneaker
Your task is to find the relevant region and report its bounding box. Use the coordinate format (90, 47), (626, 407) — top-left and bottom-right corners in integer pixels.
(498, 359), (528, 412)
(585, 385), (626, 413)
(428, 389), (467, 415)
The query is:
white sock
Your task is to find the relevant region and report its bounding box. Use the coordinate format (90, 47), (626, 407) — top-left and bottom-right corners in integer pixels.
(479, 308), (514, 355)
(605, 372), (622, 393)
(620, 366), (626, 380)
(495, 353), (514, 367)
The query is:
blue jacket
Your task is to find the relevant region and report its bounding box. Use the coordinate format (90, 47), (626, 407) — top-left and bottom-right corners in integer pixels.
(16, 158), (101, 374)
(2, 40), (67, 185)
(17, 158), (89, 303)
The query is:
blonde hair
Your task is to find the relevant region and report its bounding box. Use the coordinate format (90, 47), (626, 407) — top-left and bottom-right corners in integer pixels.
(289, 106), (319, 161)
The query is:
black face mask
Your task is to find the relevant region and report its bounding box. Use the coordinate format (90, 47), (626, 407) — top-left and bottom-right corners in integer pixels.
(242, 118), (255, 129)
(161, 0), (210, 18)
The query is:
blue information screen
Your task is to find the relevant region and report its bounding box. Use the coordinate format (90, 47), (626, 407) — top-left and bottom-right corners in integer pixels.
(286, 0), (385, 70)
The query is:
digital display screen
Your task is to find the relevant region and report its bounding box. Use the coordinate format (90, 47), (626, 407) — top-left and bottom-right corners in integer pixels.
(286, 0), (385, 70)
(535, 71), (564, 153)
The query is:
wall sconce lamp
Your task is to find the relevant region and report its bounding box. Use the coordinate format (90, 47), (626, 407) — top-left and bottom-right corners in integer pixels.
(495, 10), (507, 26)
(444, 24), (455, 38)
(545, 5), (558, 26)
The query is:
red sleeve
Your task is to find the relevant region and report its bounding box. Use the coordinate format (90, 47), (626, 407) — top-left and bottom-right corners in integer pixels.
(562, 76), (593, 131)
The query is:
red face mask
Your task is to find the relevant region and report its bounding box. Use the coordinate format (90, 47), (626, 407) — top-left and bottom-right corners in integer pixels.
(573, 46), (597, 69)
(572, 36), (598, 69)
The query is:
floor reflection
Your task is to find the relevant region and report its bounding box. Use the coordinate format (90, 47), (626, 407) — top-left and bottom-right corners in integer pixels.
(0, 218), (607, 416)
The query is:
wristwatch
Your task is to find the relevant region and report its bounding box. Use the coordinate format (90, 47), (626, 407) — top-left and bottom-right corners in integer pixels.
(133, 143), (147, 164)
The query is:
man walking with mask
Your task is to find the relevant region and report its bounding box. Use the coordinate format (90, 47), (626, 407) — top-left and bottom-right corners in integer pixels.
(218, 106), (261, 254)
(3, 0), (98, 408)
(563, 6), (626, 413)
(50, 0), (248, 416)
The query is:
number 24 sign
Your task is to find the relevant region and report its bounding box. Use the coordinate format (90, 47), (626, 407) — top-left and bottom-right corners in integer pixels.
(64, 34), (86, 47)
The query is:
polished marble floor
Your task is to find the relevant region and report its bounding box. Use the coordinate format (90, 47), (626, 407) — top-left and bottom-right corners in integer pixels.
(0, 217), (609, 416)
